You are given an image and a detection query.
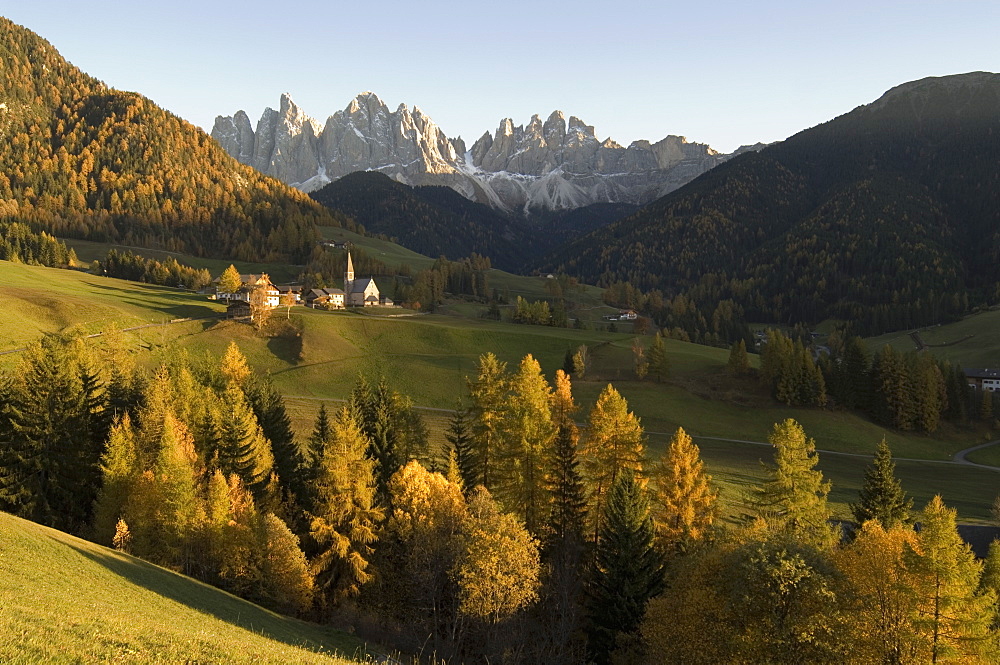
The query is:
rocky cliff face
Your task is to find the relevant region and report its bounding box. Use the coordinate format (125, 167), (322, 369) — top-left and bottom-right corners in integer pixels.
(213, 92), (754, 212)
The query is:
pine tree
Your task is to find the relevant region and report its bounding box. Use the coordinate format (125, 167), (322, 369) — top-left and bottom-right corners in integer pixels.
(217, 382), (275, 503)
(444, 402), (475, 492)
(851, 438), (912, 529)
(749, 419), (837, 549)
(585, 469), (664, 665)
(496, 354), (555, 535)
(904, 495), (995, 663)
(727, 339), (750, 376)
(647, 332), (669, 382)
(836, 336), (871, 410)
(581, 384), (646, 544)
(466, 353), (509, 491)
(245, 375), (303, 505)
(0, 336), (95, 533)
(548, 422), (589, 548)
(649, 427), (719, 554)
(309, 407), (382, 605)
(550, 369), (578, 428)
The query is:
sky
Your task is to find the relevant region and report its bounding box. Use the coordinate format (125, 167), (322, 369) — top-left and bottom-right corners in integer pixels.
(4, 1), (999, 153)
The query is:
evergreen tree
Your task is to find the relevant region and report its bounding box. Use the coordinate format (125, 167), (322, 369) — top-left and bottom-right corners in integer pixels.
(646, 332), (669, 383)
(748, 419), (837, 549)
(466, 353), (509, 491)
(904, 495), (995, 663)
(581, 384), (646, 544)
(444, 402), (475, 492)
(245, 375), (303, 504)
(217, 382), (275, 503)
(850, 438), (912, 529)
(836, 336), (871, 410)
(585, 469), (664, 665)
(548, 422), (589, 549)
(649, 427), (719, 554)
(0, 336), (97, 533)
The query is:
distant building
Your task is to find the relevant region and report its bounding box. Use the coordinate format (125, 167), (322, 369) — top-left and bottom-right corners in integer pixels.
(214, 273), (279, 308)
(964, 368), (1000, 392)
(343, 252), (391, 307)
(618, 310), (638, 320)
(305, 288), (345, 309)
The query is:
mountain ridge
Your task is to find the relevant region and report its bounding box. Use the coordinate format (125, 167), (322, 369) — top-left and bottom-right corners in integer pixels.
(213, 92), (760, 212)
(542, 71), (1000, 335)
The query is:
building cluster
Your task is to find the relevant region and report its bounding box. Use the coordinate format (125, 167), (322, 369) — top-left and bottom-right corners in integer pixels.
(214, 252), (392, 318)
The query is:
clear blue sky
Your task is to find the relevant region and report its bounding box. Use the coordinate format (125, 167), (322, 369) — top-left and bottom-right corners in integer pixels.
(4, 2), (998, 152)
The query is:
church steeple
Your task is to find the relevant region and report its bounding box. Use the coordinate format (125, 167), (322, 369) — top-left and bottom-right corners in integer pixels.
(344, 251), (355, 293)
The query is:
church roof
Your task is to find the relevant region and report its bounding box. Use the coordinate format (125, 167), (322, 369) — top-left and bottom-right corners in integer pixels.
(346, 252), (354, 274)
(350, 277), (377, 293)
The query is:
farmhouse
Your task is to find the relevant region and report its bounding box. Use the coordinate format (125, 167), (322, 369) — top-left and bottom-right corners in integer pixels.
(305, 288), (345, 309)
(215, 273), (280, 308)
(964, 368), (1000, 392)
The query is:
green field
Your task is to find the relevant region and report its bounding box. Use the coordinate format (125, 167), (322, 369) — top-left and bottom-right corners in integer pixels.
(0, 512), (364, 664)
(5, 258), (999, 522)
(866, 309), (1000, 368)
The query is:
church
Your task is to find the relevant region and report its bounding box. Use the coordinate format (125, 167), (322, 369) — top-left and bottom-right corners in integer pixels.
(344, 252), (391, 307)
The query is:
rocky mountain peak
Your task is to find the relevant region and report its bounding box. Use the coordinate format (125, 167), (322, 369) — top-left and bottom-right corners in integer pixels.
(212, 93), (742, 211)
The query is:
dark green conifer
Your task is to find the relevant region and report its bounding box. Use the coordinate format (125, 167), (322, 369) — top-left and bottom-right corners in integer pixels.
(851, 438), (912, 529)
(585, 469), (664, 665)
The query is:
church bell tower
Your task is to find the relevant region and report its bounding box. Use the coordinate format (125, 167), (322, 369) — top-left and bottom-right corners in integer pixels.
(344, 251), (355, 294)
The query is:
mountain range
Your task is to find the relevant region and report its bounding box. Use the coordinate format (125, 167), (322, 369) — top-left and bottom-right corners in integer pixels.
(212, 93), (762, 212)
(545, 72), (1000, 335)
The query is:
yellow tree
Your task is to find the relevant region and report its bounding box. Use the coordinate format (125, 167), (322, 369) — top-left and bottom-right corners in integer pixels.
(218, 264), (241, 297)
(310, 407), (383, 606)
(454, 486), (540, 625)
(378, 461), (467, 648)
(748, 418), (838, 549)
(649, 426), (719, 554)
(581, 384), (646, 543)
(835, 520), (924, 664)
(903, 496), (995, 663)
(220, 341), (251, 385)
(497, 354), (555, 536)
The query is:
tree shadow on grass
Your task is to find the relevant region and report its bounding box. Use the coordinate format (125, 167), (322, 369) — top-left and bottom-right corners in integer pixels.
(61, 541), (364, 659)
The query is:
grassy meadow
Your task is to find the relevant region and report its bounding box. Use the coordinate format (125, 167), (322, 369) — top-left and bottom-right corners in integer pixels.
(0, 512), (366, 664)
(865, 308), (1000, 368)
(4, 258), (1000, 523)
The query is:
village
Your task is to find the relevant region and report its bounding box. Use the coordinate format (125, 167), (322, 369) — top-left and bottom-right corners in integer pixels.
(212, 251), (394, 319)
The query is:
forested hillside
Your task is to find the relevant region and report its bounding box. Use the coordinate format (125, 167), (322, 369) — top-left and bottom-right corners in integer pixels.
(310, 171), (525, 267)
(0, 18), (348, 262)
(547, 72), (1000, 335)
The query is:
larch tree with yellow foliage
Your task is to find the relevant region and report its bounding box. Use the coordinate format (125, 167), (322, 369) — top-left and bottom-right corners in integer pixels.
(649, 426), (719, 554)
(496, 354), (555, 536)
(581, 384), (646, 544)
(309, 407), (383, 607)
(903, 495), (996, 664)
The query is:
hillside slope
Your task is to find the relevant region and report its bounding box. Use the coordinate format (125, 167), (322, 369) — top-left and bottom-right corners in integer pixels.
(0, 511), (363, 663)
(546, 72), (1000, 334)
(0, 18), (345, 263)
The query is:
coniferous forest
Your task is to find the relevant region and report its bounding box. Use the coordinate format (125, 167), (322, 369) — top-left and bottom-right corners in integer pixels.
(2, 336), (1000, 664)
